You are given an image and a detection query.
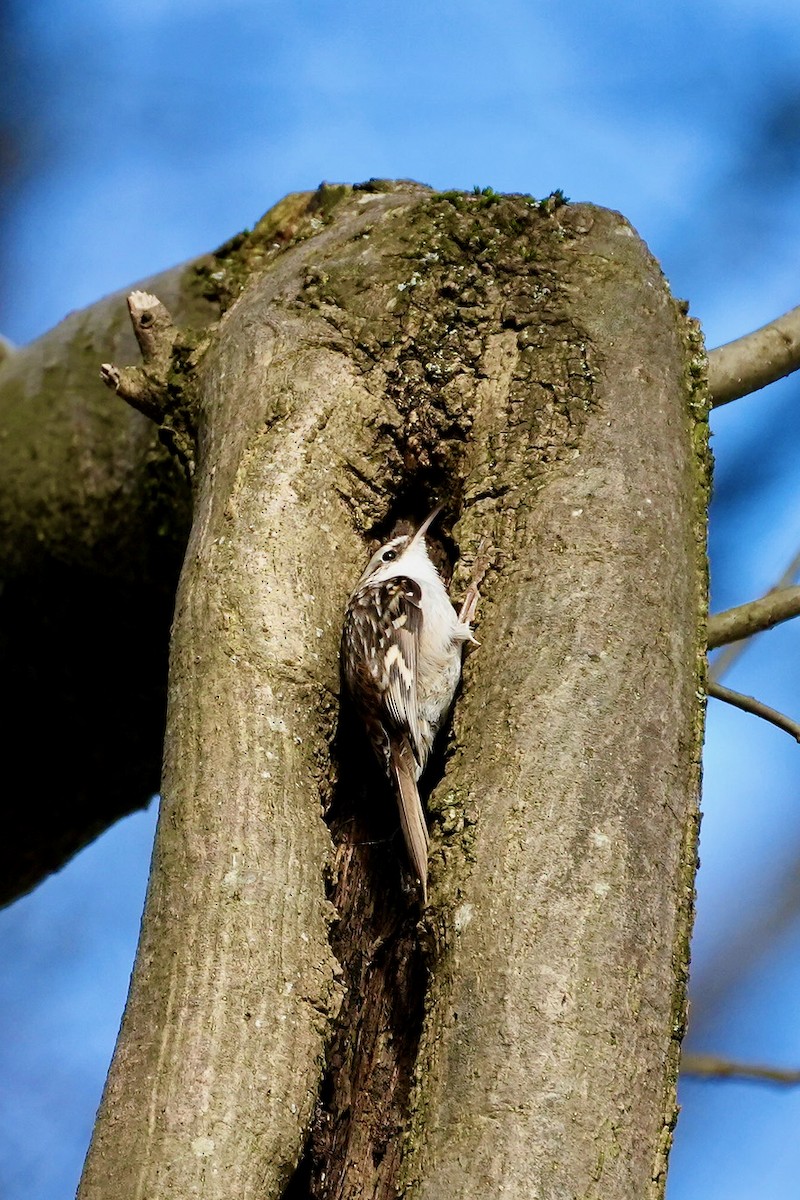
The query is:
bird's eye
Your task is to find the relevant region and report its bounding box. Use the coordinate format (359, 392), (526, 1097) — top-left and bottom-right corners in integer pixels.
(382, 548), (397, 562)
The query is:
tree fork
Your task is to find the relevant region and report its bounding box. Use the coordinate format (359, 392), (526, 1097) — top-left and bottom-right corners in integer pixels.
(52, 182), (707, 1200)
(0, 187), (342, 902)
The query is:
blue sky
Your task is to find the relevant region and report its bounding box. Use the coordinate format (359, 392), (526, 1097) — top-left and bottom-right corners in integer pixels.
(2, 2), (800, 1196)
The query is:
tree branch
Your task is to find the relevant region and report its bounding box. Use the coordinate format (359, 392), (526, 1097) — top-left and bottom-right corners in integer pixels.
(710, 546), (800, 681)
(682, 1053), (800, 1086)
(0, 260), (212, 903)
(707, 585), (800, 649)
(708, 302), (800, 407)
(707, 680), (800, 743)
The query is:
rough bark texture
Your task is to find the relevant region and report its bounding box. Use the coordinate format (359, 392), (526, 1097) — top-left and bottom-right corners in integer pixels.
(10, 182), (706, 1199)
(401, 203), (708, 1200)
(0, 193), (320, 902)
(0, 258), (205, 902)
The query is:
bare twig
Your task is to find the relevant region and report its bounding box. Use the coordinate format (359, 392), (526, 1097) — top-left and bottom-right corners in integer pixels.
(709, 302), (800, 407)
(682, 1053), (800, 1086)
(708, 585), (800, 649)
(710, 546), (800, 681)
(707, 681), (800, 743)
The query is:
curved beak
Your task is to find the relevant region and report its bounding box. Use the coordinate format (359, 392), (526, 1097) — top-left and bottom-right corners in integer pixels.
(409, 504), (444, 549)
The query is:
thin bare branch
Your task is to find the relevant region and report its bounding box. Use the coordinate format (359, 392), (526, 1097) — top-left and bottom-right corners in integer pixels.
(708, 585), (800, 649)
(709, 302), (800, 407)
(707, 680), (800, 743)
(682, 1053), (800, 1086)
(710, 546), (800, 681)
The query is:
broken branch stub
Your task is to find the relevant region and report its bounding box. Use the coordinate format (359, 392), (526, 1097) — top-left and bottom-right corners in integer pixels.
(101, 289), (198, 475)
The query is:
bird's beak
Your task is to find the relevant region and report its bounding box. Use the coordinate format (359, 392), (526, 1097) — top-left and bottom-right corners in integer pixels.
(409, 504), (444, 549)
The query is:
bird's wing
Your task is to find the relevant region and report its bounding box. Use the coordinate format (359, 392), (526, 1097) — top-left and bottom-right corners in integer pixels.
(343, 576), (424, 767)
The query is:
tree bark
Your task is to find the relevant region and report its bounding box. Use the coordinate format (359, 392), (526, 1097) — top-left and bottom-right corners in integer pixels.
(401, 203), (708, 1200)
(0, 195), (314, 902)
(12, 182), (707, 1199)
(0, 256), (202, 902)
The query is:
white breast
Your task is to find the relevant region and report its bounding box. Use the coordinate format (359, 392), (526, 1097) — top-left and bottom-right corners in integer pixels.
(397, 545), (472, 768)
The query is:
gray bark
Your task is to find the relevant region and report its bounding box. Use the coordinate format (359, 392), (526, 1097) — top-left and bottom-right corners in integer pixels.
(403, 203), (707, 1200)
(708, 300), (800, 406)
(3, 182), (708, 1198)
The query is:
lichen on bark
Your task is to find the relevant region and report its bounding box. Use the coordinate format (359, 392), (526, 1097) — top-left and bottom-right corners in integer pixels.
(1, 181), (707, 1200)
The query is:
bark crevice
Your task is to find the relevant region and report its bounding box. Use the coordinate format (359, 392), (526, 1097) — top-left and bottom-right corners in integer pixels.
(297, 737), (429, 1200)
(289, 509), (476, 1200)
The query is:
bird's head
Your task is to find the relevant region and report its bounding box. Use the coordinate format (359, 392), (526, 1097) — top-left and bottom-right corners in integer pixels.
(357, 505), (443, 587)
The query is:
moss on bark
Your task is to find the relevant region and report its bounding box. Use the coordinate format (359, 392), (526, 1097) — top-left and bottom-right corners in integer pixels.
(2, 182), (707, 1198)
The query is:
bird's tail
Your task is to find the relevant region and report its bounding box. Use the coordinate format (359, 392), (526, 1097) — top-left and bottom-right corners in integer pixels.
(390, 739), (429, 904)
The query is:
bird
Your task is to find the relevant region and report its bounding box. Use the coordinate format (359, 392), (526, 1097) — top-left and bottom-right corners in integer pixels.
(341, 506), (478, 902)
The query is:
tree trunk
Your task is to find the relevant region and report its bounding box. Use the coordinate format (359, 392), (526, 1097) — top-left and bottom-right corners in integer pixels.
(7, 182), (708, 1199)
